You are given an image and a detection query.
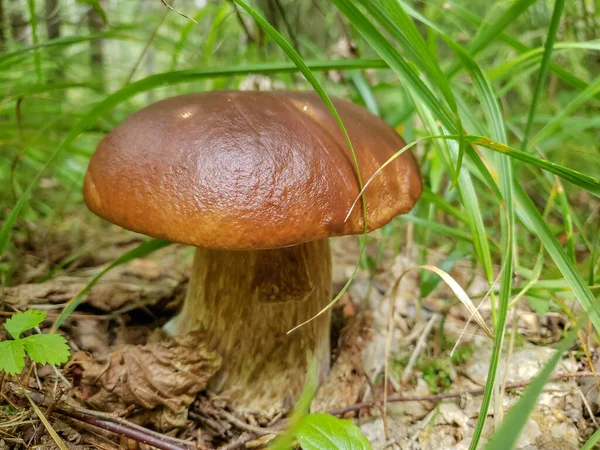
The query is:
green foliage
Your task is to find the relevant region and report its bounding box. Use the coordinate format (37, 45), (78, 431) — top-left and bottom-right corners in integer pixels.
(297, 414), (371, 450)
(0, 310), (70, 375)
(390, 343), (473, 394)
(450, 343), (474, 365)
(421, 359), (453, 394)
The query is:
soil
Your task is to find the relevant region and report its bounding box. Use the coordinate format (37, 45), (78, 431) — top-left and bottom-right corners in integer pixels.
(0, 221), (597, 449)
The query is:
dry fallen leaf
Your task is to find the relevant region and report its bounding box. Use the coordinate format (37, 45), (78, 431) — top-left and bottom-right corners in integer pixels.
(66, 331), (221, 430)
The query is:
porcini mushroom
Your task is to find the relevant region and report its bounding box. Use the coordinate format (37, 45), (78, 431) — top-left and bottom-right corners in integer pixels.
(83, 90), (422, 412)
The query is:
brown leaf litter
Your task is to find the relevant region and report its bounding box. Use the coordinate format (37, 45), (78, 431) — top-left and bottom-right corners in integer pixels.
(66, 331), (221, 431)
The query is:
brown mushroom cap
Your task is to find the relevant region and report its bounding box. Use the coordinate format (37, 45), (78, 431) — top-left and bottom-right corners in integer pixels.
(83, 90), (422, 250)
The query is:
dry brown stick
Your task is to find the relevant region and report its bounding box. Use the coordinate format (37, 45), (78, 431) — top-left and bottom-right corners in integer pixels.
(6, 383), (195, 450)
(328, 371), (596, 417)
(62, 409), (191, 450)
(217, 432), (256, 450)
(211, 406), (281, 437)
(159, 0), (197, 23)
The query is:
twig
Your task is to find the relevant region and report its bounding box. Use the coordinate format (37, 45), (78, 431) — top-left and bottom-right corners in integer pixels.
(328, 371), (596, 417)
(409, 406), (437, 443)
(270, 0), (299, 52)
(159, 0), (197, 23)
(228, 0), (255, 43)
(220, 432), (257, 450)
(6, 383), (195, 450)
(401, 313), (440, 384)
(578, 386), (599, 428)
(213, 407), (281, 437)
(217, 432), (256, 450)
(60, 409), (190, 450)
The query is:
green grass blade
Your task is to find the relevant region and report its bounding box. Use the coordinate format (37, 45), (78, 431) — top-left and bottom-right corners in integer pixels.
(443, 0), (536, 78)
(420, 188), (468, 224)
(442, 32), (514, 450)
(170, 8), (212, 71)
(399, 215), (491, 246)
(514, 185), (600, 330)
(51, 239), (171, 331)
(581, 426), (600, 450)
(484, 322), (581, 450)
(331, 0), (456, 134)
(465, 0), (537, 57)
(522, 0), (565, 151)
(359, 0), (459, 116)
(463, 136), (600, 197)
(0, 33), (136, 66)
(530, 75), (600, 147)
(487, 42), (600, 81)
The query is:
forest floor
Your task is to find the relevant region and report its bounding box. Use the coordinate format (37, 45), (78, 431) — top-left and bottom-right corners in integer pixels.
(0, 214), (598, 450)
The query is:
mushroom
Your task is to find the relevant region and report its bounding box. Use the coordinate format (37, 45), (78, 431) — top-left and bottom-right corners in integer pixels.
(83, 90), (422, 412)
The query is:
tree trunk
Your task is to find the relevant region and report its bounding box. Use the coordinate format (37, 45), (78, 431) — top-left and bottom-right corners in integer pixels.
(87, 3), (105, 91)
(9, 0), (27, 43)
(44, 0), (59, 39)
(0, 0), (6, 52)
(165, 240), (332, 413)
(44, 0), (63, 80)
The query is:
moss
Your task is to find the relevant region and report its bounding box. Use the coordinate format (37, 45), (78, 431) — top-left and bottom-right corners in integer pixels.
(420, 359), (453, 394)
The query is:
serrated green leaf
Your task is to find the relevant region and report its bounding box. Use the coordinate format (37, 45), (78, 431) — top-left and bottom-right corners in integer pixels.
(4, 310), (46, 339)
(0, 340), (26, 375)
(297, 414), (371, 450)
(22, 334), (70, 366)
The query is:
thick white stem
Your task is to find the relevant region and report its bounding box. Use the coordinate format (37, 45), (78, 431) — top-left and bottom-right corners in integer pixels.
(166, 240), (332, 412)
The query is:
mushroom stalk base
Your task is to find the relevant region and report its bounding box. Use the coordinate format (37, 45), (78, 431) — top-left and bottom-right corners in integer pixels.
(166, 240), (332, 413)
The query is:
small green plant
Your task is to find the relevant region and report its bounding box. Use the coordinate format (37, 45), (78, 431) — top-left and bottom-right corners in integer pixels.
(296, 413), (371, 450)
(421, 359), (453, 394)
(0, 310), (70, 375)
(449, 343), (474, 365)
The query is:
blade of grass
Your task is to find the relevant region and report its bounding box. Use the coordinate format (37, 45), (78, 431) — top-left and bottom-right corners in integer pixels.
(359, 0), (459, 116)
(522, 0), (565, 151)
(487, 42), (600, 81)
(0, 32), (137, 66)
(22, 387), (69, 450)
(463, 136), (600, 197)
(51, 239), (171, 331)
(420, 188), (468, 224)
(484, 322), (581, 450)
(581, 425), (600, 450)
(514, 185), (600, 331)
(331, 0), (457, 138)
(446, 0), (537, 76)
(530, 74), (600, 147)
(170, 8), (213, 71)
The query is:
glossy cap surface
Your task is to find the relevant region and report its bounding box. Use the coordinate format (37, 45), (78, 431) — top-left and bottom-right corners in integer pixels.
(83, 91), (422, 250)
